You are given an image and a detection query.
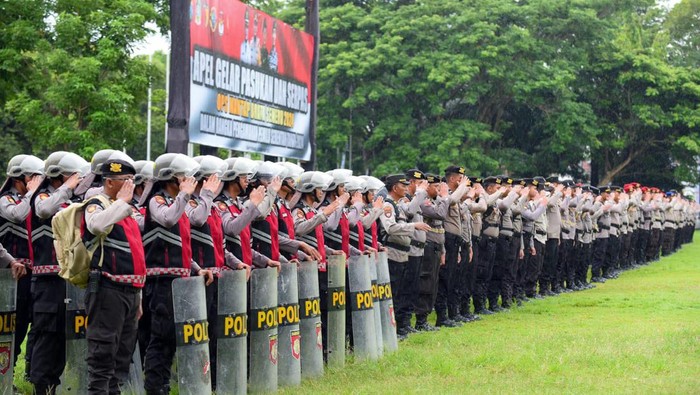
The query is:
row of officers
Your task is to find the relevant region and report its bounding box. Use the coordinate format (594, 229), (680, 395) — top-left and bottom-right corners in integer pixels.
(0, 151), (697, 394)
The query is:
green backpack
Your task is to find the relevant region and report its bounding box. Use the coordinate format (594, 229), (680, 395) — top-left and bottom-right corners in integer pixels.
(52, 194), (112, 288)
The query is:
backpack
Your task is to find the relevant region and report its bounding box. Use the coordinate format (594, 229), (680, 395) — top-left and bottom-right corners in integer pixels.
(52, 194), (112, 288)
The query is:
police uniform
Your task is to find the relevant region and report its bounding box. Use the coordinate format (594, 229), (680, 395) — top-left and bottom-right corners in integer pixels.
(141, 183), (206, 393)
(541, 178), (563, 294)
(434, 167), (468, 326)
(0, 185), (34, 371)
(590, 187), (612, 282)
(415, 174), (448, 329)
(574, 187), (595, 288)
(83, 160), (146, 394)
(488, 180), (519, 311)
(399, 169), (428, 334)
(521, 177), (547, 298)
(29, 180), (78, 393)
(474, 178), (503, 313)
(464, 178), (486, 316)
(377, 175), (418, 337)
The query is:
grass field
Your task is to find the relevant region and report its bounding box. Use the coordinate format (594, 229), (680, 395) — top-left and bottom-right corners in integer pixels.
(11, 238), (700, 394)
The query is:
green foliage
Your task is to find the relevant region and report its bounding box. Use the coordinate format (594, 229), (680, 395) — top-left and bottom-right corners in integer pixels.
(276, 0), (700, 187)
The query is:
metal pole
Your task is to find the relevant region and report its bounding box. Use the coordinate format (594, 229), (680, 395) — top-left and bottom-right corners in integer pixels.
(147, 53), (153, 161)
(164, 43), (170, 151)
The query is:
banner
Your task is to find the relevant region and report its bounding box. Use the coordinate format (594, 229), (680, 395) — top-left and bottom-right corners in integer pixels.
(189, 0), (314, 160)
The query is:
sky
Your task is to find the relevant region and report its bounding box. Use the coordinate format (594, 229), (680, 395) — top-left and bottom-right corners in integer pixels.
(133, 0), (684, 56)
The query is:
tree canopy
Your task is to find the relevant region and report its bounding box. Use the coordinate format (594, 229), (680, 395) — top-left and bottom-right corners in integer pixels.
(0, 0), (698, 190)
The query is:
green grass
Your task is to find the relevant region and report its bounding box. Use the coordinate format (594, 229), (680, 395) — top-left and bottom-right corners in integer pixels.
(279, 240), (700, 395)
(12, 238), (700, 394)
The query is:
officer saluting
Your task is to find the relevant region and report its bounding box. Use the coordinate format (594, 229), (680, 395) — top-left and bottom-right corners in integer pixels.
(378, 175), (431, 340)
(82, 158), (146, 393)
(0, 155), (42, 375)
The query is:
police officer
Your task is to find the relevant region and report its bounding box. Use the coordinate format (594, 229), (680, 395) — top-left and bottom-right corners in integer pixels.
(434, 166), (468, 326)
(604, 186), (624, 279)
(29, 151), (88, 394)
(83, 158), (147, 394)
(558, 180), (576, 291)
(541, 177), (564, 294)
(139, 153), (213, 394)
(487, 178), (519, 311)
(463, 178), (486, 319)
(415, 173), (448, 330)
(358, 176), (385, 252)
(319, 169), (353, 257)
(0, 155), (42, 375)
(574, 186), (596, 289)
(378, 175), (431, 339)
(77, 149), (134, 200)
(474, 176), (504, 313)
(292, 171), (344, 356)
(188, 155), (251, 389)
(521, 177), (547, 299)
(591, 186), (613, 283)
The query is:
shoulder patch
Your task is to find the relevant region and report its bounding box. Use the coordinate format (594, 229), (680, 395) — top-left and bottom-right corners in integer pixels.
(38, 193), (49, 201)
(384, 205), (393, 218)
(296, 209), (305, 219)
(5, 196), (14, 204)
(86, 204), (98, 214)
(189, 199), (198, 208)
(217, 201), (228, 212)
(154, 195), (167, 205)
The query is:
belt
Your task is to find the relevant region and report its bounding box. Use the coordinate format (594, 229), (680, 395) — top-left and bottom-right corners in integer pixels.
(32, 265), (61, 275)
(95, 274), (143, 292)
(410, 240), (426, 249)
(536, 230), (547, 236)
(600, 225), (610, 230)
(499, 233), (513, 240)
(513, 232), (522, 237)
(428, 227), (445, 234)
(146, 267), (190, 277)
(501, 227), (513, 232)
(95, 271), (146, 286)
(611, 223), (620, 229)
(385, 241), (410, 252)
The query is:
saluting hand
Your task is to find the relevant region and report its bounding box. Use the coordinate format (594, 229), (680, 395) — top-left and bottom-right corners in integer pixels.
(64, 173), (82, 190)
(26, 175), (43, 194)
(270, 176), (283, 193)
(351, 191), (363, 206)
(202, 174), (221, 194)
(179, 176), (197, 195)
(322, 199), (340, 216)
(249, 186), (266, 206)
(372, 196), (384, 210)
(337, 192), (350, 206)
(439, 183), (449, 198)
(416, 180), (428, 192)
(117, 179), (135, 203)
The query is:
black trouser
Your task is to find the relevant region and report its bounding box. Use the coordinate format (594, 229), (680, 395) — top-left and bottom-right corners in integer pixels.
(637, 229), (650, 264)
(501, 235), (520, 306)
(647, 228), (662, 261)
(415, 241), (442, 320)
(524, 239), (544, 297)
(14, 270), (33, 369)
(591, 237), (608, 278)
(30, 275), (66, 393)
(674, 228), (682, 251)
(661, 228), (675, 256)
(435, 233), (461, 319)
(629, 230), (639, 264)
(456, 239), (471, 315)
(559, 239), (575, 288)
(205, 278), (219, 389)
(488, 234), (512, 309)
(86, 279), (140, 395)
(462, 236), (479, 314)
(516, 233), (532, 298)
(620, 233), (632, 268)
(388, 258), (407, 325)
(143, 276), (177, 393)
(540, 238), (559, 293)
(604, 235), (620, 276)
(474, 235), (497, 312)
(399, 254), (422, 328)
(575, 241), (592, 284)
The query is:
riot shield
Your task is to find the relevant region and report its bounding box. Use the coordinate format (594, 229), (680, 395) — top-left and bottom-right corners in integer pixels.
(297, 261), (323, 378)
(216, 269), (247, 394)
(326, 254), (346, 367)
(376, 251), (398, 352)
(62, 283), (88, 393)
(369, 255), (384, 358)
(277, 261), (301, 387)
(122, 347), (145, 395)
(0, 269), (16, 394)
(249, 267), (278, 393)
(172, 276), (211, 395)
(348, 255), (378, 361)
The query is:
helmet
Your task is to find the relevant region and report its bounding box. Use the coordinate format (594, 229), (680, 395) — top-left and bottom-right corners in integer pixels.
(133, 161), (155, 186)
(153, 153), (201, 181)
(193, 156), (227, 179)
(252, 161), (285, 182)
(359, 175), (384, 192)
(90, 150), (134, 175)
(324, 169), (353, 191)
(44, 152), (90, 178)
(345, 176), (367, 194)
(6, 155), (44, 178)
(279, 162), (304, 180)
(221, 157), (259, 181)
(296, 171), (334, 193)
